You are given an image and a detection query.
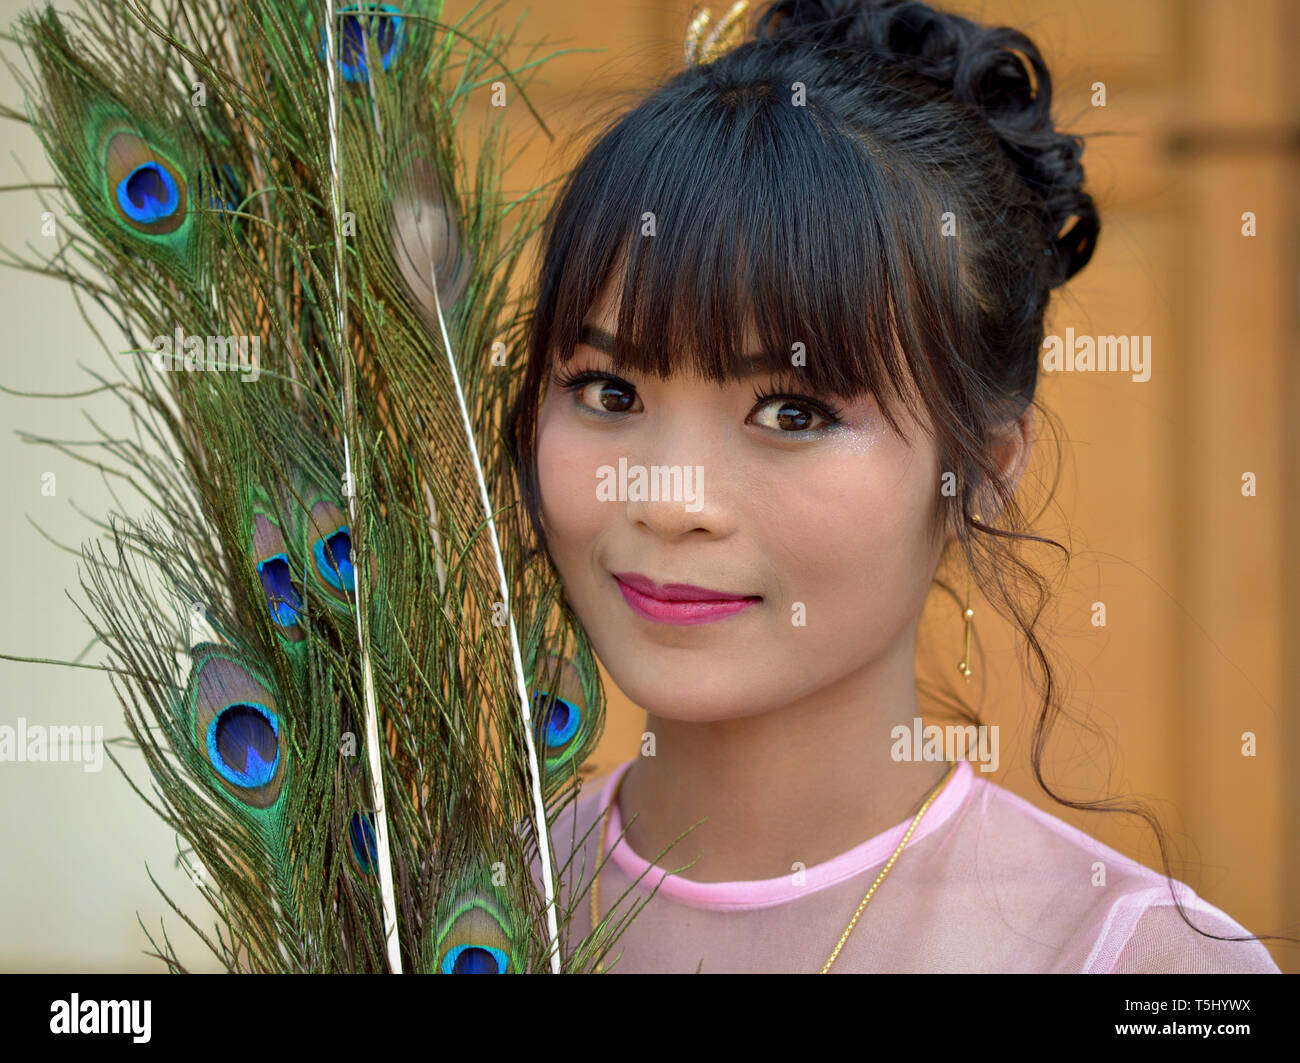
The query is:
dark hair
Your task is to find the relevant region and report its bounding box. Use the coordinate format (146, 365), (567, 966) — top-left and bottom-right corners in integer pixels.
(505, 0), (1266, 951)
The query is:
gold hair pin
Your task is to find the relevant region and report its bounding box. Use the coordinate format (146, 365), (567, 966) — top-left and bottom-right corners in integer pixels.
(684, 1), (750, 67)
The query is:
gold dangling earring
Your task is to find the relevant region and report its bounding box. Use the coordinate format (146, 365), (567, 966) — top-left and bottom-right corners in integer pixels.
(959, 514), (982, 680)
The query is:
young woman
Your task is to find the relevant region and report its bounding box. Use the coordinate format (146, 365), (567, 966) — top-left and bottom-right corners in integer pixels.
(508, 0), (1281, 973)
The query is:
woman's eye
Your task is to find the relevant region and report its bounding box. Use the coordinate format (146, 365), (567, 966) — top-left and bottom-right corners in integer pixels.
(554, 367), (842, 433)
(562, 373), (642, 415)
(748, 395), (836, 433)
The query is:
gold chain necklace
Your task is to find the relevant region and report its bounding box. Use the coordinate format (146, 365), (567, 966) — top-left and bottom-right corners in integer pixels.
(589, 760), (958, 973)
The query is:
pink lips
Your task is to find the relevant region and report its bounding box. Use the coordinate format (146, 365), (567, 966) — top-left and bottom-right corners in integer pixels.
(612, 571), (760, 626)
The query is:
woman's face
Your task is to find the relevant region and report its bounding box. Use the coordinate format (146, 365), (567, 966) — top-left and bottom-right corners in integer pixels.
(534, 280), (950, 723)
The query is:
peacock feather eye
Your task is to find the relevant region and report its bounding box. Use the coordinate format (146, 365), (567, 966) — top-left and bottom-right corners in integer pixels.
(348, 810), (378, 874)
(323, 3), (405, 83)
(309, 500), (355, 593)
(189, 651), (287, 809)
(294, 480), (378, 617)
(442, 944), (509, 975)
(208, 703), (279, 787)
(530, 653), (597, 790)
(258, 555), (302, 626)
(253, 509), (305, 644)
(534, 690), (579, 748)
(104, 131), (187, 235)
(433, 890), (516, 974)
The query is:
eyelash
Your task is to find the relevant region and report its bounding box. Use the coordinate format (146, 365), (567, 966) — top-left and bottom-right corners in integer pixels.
(749, 383), (846, 428)
(551, 366), (846, 432)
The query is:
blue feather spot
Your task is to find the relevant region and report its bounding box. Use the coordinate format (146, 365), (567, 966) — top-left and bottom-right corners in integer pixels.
(534, 693), (579, 748)
(116, 162), (180, 224)
(257, 554), (302, 626)
(349, 812), (378, 873)
(443, 944), (508, 974)
(313, 527), (355, 592)
(320, 4), (404, 83)
(206, 702), (280, 790)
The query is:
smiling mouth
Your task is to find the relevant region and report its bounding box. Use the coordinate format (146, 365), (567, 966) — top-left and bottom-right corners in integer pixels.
(612, 574), (761, 627)
(611, 571), (758, 601)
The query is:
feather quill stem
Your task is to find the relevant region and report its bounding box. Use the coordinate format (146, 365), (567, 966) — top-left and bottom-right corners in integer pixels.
(425, 276), (563, 974)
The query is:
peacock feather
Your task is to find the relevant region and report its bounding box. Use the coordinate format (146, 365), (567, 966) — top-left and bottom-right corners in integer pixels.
(0, 0), (657, 972)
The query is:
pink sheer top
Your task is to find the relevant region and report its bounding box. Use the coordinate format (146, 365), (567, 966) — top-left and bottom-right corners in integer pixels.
(540, 759), (1279, 973)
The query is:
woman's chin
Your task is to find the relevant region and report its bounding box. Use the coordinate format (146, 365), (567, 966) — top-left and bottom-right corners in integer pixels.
(606, 665), (779, 724)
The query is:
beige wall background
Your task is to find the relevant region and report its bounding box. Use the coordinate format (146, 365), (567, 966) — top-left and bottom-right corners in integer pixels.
(1, 0), (1295, 971)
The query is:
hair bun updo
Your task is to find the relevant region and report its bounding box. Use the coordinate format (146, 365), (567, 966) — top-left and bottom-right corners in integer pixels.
(753, 0), (1099, 287)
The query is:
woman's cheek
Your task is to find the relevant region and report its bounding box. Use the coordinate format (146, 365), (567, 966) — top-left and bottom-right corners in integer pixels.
(536, 416), (604, 565)
(761, 453), (926, 631)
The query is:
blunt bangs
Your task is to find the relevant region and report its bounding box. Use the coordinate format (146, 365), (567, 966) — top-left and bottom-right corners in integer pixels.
(532, 41), (974, 439)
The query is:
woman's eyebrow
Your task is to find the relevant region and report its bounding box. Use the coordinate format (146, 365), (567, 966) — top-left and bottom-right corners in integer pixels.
(577, 323), (775, 377)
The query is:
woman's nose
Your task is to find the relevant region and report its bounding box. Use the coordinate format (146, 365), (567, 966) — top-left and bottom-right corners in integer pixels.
(617, 436), (738, 539)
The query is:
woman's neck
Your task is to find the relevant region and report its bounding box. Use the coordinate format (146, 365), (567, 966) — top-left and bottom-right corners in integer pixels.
(614, 629), (953, 883)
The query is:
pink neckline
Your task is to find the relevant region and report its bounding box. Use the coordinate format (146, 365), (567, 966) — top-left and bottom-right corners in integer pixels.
(598, 759), (975, 911)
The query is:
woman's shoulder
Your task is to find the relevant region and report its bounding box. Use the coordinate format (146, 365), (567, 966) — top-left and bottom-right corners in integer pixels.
(1100, 893), (1281, 973)
(961, 772), (1280, 973)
